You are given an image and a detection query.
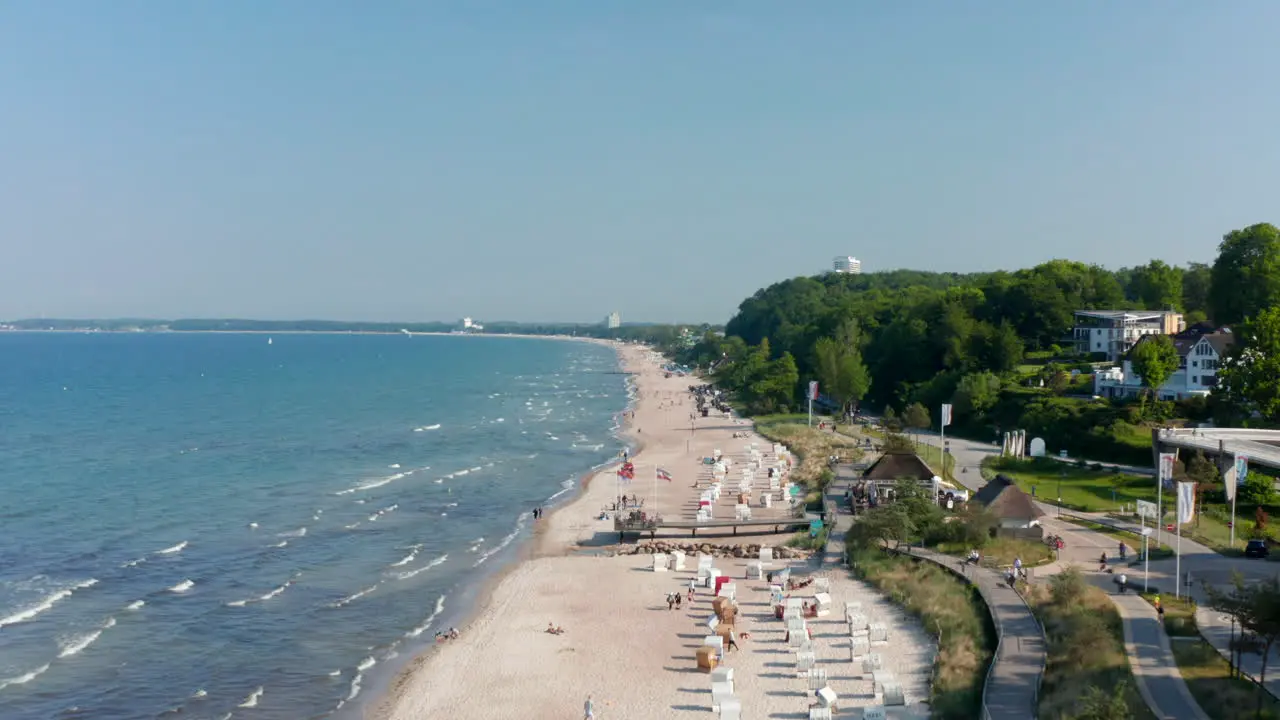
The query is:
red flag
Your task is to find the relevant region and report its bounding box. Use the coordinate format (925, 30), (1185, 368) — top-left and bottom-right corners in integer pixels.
(657, 467), (673, 482)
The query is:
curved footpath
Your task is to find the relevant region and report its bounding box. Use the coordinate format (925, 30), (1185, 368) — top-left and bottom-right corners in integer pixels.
(912, 429), (1211, 720)
(825, 460), (1044, 720)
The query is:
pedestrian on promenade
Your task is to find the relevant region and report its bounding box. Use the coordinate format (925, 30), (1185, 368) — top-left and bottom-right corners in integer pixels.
(584, 694), (595, 719)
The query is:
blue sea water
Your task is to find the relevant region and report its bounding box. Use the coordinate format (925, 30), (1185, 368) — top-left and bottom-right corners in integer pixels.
(0, 332), (629, 720)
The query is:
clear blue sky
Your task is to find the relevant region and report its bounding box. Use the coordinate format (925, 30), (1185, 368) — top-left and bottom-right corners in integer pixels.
(1, 2), (1277, 324)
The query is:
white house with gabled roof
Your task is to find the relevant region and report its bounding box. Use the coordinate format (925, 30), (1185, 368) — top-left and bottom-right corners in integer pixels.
(1094, 327), (1234, 401)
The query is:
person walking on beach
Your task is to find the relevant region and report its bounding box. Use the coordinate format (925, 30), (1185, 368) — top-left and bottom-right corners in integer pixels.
(584, 694), (595, 719)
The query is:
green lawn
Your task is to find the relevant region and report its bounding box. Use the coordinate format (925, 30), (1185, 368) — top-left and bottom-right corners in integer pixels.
(988, 457), (1157, 512)
(937, 537), (1055, 567)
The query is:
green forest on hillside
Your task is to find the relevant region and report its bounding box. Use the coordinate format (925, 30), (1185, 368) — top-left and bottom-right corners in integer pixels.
(669, 222), (1280, 466)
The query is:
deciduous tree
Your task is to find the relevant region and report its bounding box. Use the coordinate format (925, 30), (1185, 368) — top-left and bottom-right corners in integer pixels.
(1210, 223), (1280, 326)
(903, 402), (931, 446)
(1130, 335), (1179, 402)
(953, 372), (1002, 419)
(1204, 572), (1280, 717)
(1217, 306), (1280, 423)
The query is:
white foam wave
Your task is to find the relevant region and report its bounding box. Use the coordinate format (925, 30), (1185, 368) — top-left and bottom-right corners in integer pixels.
(0, 663), (50, 690)
(278, 527), (306, 538)
(412, 423), (442, 432)
(357, 656), (376, 672)
(58, 617), (115, 658)
(331, 583), (379, 608)
(388, 463), (401, 469)
(121, 557), (146, 568)
(125, 600), (145, 611)
(343, 523), (360, 530)
(474, 517), (526, 567)
(156, 541), (188, 555)
(238, 685), (264, 708)
(228, 578), (295, 607)
(394, 554), (448, 581)
(0, 579), (98, 629)
(272, 540), (289, 548)
(405, 595), (447, 638)
(168, 579), (195, 594)
(390, 544), (423, 567)
(192, 689), (207, 698)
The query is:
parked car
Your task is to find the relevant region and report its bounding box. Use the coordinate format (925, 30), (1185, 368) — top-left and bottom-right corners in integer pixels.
(1245, 539), (1270, 559)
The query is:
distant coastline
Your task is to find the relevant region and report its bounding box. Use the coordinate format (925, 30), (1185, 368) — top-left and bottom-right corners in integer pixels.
(0, 317), (711, 340)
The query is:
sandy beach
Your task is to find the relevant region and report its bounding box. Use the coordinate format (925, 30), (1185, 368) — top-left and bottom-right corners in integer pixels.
(373, 344), (936, 720)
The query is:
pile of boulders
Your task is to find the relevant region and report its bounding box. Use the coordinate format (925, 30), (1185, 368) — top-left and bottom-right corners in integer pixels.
(609, 541), (811, 560)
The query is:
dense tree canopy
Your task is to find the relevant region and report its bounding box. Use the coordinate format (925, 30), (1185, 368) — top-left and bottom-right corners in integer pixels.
(681, 222), (1280, 450)
(722, 256), (1214, 410)
(1210, 223), (1280, 326)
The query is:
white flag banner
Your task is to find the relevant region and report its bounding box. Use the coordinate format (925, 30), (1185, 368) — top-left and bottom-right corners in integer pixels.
(1177, 481), (1196, 525)
(1136, 499), (1158, 519)
(1224, 462), (1237, 502)
(1235, 454), (1249, 488)
(1158, 452), (1176, 490)
(808, 381), (819, 401)
(940, 404), (953, 427)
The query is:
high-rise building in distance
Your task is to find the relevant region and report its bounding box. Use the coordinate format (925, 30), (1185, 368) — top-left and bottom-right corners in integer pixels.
(833, 256), (862, 274)
(606, 312), (622, 329)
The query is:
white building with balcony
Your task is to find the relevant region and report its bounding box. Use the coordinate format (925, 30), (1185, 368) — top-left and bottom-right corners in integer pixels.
(832, 256), (862, 274)
(605, 312), (621, 329)
(1094, 328), (1234, 401)
(1073, 310), (1184, 362)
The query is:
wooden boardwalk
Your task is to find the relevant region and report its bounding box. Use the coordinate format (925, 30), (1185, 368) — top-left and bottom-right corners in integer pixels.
(613, 515), (812, 541)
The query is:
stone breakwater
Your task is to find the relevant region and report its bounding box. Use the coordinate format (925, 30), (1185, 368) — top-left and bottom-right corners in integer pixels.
(606, 542), (812, 560)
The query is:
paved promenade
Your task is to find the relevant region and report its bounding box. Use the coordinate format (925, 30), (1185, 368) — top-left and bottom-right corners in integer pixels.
(1113, 593), (1211, 720)
(904, 547), (1045, 720)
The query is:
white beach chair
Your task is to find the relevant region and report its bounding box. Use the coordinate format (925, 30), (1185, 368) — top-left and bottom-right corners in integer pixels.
(849, 637), (870, 660)
(871, 670), (895, 695)
(734, 504), (751, 521)
(711, 681), (733, 711)
(809, 708), (833, 720)
(869, 623), (889, 644)
(806, 668), (828, 690)
(720, 583), (737, 601)
(844, 601), (862, 622)
(718, 697), (741, 720)
(758, 547), (774, 565)
(796, 650), (816, 673)
(746, 561), (763, 580)
(813, 592), (831, 617)
(670, 550), (686, 571)
(703, 635), (723, 653)
(711, 666), (734, 694)
(706, 614), (720, 631)
(882, 682), (906, 707)
(815, 686), (838, 709)
(848, 614), (868, 634)
(862, 653), (883, 677)
(652, 553), (668, 572)
(814, 577), (831, 594)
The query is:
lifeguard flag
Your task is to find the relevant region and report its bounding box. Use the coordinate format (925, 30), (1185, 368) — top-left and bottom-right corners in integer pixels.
(657, 467), (673, 482)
